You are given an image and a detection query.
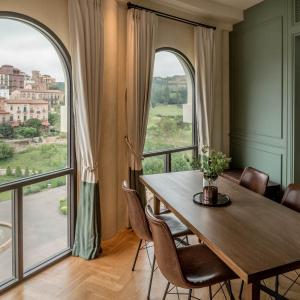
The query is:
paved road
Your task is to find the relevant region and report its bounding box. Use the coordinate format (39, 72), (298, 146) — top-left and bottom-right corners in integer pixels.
(0, 186), (68, 283)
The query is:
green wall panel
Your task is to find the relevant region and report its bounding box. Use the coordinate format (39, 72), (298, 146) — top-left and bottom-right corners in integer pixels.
(230, 0), (288, 186)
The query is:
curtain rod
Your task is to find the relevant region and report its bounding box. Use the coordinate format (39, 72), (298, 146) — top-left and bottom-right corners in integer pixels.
(127, 2), (216, 30)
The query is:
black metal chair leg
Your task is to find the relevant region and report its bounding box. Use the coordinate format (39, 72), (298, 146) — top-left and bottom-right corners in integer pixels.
(188, 289), (192, 300)
(209, 286), (213, 300)
(147, 254), (156, 299)
(163, 282), (170, 300)
(226, 281), (235, 300)
(132, 239), (142, 271)
(239, 281), (244, 299)
(275, 275), (279, 294)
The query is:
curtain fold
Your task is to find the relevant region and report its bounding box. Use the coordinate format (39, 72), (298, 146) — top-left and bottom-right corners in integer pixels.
(69, 0), (103, 259)
(194, 27), (216, 150)
(125, 9), (158, 201)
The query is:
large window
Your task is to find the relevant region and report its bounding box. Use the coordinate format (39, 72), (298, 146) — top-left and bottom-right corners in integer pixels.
(0, 14), (75, 291)
(143, 49), (196, 174)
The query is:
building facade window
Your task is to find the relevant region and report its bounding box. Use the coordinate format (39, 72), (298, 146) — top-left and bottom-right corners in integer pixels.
(0, 13), (75, 291)
(143, 48), (196, 174)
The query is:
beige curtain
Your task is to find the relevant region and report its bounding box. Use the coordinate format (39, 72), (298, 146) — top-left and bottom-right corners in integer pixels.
(125, 8), (157, 203)
(194, 26), (216, 150)
(69, 0), (103, 259)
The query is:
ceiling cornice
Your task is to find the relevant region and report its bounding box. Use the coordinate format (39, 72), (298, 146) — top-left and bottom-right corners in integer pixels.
(148, 0), (244, 24)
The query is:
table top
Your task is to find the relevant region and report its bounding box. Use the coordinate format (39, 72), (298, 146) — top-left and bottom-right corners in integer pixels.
(140, 171), (300, 283)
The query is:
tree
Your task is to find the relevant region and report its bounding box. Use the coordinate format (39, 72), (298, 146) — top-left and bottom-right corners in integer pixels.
(15, 166), (22, 177)
(48, 112), (59, 127)
(6, 166), (12, 176)
(14, 127), (37, 138)
(24, 118), (42, 136)
(0, 123), (14, 139)
(0, 142), (14, 159)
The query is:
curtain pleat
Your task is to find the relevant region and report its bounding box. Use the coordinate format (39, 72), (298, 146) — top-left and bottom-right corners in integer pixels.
(125, 9), (157, 202)
(69, 0), (103, 259)
(194, 27), (216, 150)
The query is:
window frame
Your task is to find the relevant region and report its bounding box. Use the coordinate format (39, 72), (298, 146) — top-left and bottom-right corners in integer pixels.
(143, 47), (198, 172)
(0, 12), (76, 293)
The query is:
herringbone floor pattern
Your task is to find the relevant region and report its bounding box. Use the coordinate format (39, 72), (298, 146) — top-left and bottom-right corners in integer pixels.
(1, 230), (299, 300)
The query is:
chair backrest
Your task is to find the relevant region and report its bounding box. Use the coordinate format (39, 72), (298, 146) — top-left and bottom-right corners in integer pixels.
(239, 167), (269, 195)
(281, 184), (300, 213)
(145, 204), (186, 288)
(122, 181), (152, 241)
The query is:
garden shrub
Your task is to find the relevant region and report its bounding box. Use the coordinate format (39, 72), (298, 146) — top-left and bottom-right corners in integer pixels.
(15, 166), (22, 177)
(0, 143), (14, 160)
(6, 166), (12, 176)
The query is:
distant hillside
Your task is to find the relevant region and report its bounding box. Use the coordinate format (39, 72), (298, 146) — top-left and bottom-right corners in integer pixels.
(151, 75), (187, 106)
(49, 82), (65, 91)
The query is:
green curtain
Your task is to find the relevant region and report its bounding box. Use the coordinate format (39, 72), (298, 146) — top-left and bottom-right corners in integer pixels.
(129, 168), (146, 207)
(72, 182), (102, 259)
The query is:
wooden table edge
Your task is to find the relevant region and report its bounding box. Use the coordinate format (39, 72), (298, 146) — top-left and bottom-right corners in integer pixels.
(140, 174), (300, 285)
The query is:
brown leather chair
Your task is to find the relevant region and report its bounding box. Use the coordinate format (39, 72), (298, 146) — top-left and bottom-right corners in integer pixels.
(122, 181), (191, 299)
(145, 204), (237, 300)
(281, 184), (300, 213)
(275, 184), (300, 296)
(239, 167), (269, 195)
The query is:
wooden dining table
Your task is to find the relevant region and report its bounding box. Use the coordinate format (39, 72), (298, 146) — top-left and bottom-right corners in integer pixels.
(140, 171), (300, 300)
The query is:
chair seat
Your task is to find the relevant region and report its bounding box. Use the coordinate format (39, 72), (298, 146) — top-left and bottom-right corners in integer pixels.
(178, 244), (238, 288)
(158, 213), (192, 238)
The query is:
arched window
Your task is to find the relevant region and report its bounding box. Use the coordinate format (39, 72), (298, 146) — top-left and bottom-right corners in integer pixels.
(143, 49), (196, 174)
(0, 13), (74, 290)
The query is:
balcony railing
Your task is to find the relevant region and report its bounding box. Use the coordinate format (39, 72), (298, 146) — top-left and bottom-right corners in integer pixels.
(143, 145), (198, 174)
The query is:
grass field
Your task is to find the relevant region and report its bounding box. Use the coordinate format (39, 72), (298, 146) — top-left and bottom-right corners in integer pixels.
(143, 104), (194, 174)
(144, 104), (192, 152)
(0, 144), (67, 176)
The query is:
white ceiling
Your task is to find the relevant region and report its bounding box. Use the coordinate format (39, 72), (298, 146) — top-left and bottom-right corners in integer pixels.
(210, 0), (264, 10)
(148, 0), (265, 26)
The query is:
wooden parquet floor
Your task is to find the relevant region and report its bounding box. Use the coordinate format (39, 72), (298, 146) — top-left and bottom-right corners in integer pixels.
(1, 230), (300, 300)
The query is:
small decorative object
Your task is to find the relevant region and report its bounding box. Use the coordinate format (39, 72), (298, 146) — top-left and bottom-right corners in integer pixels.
(192, 145), (231, 205)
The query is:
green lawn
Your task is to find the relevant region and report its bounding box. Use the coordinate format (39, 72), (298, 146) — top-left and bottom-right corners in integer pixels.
(0, 144), (67, 172)
(0, 143), (67, 187)
(143, 104), (194, 174)
(144, 104), (192, 152)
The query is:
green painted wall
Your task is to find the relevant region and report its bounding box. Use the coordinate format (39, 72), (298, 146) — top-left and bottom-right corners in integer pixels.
(230, 0), (289, 186)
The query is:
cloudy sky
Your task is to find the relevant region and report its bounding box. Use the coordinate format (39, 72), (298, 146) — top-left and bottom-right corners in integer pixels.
(0, 19), (183, 81)
(0, 19), (65, 82)
(153, 51), (185, 78)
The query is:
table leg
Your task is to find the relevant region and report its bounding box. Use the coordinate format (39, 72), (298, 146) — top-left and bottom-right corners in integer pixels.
(245, 282), (260, 300)
(153, 196), (160, 214)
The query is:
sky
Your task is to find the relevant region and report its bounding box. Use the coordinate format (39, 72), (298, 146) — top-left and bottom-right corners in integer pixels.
(153, 51), (185, 78)
(0, 19), (65, 82)
(0, 19), (184, 81)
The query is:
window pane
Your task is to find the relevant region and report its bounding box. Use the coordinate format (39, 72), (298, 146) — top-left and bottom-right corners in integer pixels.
(171, 150), (193, 172)
(0, 191), (13, 283)
(144, 51), (193, 153)
(143, 155), (165, 175)
(23, 176), (68, 271)
(0, 19), (68, 185)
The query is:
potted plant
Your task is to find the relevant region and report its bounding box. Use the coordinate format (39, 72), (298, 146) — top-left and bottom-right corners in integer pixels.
(192, 146), (231, 204)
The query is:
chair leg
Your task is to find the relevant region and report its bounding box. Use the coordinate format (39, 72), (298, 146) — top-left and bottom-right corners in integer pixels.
(275, 275), (279, 294)
(226, 281), (235, 300)
(209, 286), (213, 300)
(132, 239), (142, 271)
(163, 282), (170, 300)
(188, 289), (192, 300)
(239, 281), (244, 299)
(147, 254), (156, 299)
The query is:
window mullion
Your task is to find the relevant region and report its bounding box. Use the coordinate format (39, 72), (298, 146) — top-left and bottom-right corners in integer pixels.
(13, 187), (23, 281)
